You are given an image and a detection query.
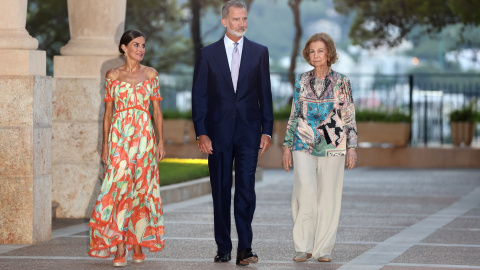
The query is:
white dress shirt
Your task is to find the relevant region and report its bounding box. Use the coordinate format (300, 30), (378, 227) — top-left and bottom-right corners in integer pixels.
(224, 35), (244, 71)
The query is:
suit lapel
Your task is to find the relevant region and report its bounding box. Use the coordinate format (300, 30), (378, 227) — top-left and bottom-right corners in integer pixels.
(237, 37), (252, 94)
(213, 39), (235, 91)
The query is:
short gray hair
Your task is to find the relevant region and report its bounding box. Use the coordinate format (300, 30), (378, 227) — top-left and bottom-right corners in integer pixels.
(222, 0), (247, 19)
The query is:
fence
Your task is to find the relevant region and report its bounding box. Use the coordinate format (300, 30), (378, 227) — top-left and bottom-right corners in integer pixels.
(158, 72), (480, 147)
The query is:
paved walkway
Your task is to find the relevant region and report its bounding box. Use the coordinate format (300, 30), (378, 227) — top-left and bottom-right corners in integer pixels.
(1, 168), (480, 269)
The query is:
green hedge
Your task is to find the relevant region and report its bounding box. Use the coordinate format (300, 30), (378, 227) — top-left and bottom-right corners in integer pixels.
(273, 105), (292, 120)
(158, 159), (209, 186)
(162, 110), (192, 120)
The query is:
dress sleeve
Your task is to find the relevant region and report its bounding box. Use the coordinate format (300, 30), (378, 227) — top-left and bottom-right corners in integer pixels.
(282, 74), (301, 149)
(340, 76), (358, 150)
(150, 77), (163, 101)
(104, 78), (114, 102)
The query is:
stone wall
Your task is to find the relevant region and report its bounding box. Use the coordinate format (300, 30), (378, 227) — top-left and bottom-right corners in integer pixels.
(51, 0), (126, 218)
(0, 76), (52, 244)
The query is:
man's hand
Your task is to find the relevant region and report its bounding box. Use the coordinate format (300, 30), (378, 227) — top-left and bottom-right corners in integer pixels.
(258, 134), (271, 156)
(198, 135), (213, 154)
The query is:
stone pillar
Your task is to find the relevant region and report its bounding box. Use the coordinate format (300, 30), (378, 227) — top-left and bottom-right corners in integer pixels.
(52, 0), (126, 218)
(0, 0), (52, 244)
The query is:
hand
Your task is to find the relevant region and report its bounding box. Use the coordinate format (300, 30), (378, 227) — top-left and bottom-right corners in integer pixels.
(198, 135), (213, 154)
(258, 135), (271, 156)
(346, 148), (357, 170)
(101, 144), (109, 164)
(282, 147), (293, 172)
(156, 141), (166, 161)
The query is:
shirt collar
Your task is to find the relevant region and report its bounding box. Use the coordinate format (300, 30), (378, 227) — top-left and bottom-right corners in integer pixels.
(224, 34), (244, 47)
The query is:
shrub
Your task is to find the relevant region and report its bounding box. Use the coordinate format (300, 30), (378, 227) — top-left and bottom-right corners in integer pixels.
(273, 104), (292, 120)
(162, 110), (192, 120)
(449, 103), (479, 123)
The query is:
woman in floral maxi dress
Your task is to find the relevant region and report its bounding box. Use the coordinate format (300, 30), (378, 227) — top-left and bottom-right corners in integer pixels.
(88, 30), (165, 267)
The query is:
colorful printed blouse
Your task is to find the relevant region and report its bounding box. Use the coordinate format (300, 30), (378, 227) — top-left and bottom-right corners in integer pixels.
(283, 69), (358, 157)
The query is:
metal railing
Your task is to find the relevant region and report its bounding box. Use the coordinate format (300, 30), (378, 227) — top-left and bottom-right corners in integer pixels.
(158, 72), (480, 147)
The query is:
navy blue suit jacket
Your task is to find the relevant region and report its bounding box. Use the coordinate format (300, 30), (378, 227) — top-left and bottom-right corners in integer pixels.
(192, 37), (273, 151)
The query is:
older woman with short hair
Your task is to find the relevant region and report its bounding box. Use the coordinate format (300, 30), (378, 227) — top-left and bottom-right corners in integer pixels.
(282, 32), (357, 263)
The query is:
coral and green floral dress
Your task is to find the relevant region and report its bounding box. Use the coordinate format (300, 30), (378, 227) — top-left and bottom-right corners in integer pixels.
(88, 76), (165, 258)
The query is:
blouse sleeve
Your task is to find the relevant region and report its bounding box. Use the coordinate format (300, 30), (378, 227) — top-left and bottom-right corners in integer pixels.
(282, 74), (301, 149)
(340, 76), (358, 150)
(150, 77), (163, 101)
(104, 78), (114, 102)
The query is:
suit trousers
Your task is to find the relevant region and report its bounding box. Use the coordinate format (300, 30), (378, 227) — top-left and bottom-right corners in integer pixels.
(291, 151), (345, 258)
(208, 142), (258, 254)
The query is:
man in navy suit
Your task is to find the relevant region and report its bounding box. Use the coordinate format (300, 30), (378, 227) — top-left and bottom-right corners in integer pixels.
(191, 0), (273, 266)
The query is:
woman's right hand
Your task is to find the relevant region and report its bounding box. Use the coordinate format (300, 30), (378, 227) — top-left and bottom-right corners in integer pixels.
(282, 146), (293, 172)
(101, 144), (108, 165)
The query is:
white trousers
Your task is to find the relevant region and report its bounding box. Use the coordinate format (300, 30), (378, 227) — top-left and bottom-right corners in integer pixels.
(291, 151), (345, 258)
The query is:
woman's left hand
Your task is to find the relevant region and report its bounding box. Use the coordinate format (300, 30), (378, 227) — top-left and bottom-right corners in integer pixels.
(156, 141), (166, 161)
(346, 148), (357, 170)
(282, 146), (293, 172)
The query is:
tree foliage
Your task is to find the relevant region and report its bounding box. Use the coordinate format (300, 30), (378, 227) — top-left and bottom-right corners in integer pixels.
(186, 0), (254, 63)
(334, 0), (480, 48)
(185, 0), (225, 62)
(26, 0), (191, 74)
(125, 0), (191, 72)
(26, 0), (69, 75)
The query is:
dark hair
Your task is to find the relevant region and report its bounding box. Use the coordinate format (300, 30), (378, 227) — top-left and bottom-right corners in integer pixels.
(302, 32), (338, 67)
(118, 29), (146, 54)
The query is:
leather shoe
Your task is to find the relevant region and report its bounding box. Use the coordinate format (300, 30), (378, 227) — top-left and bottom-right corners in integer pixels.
(214, 252), (231, 262)
(236, 248), (258, 266)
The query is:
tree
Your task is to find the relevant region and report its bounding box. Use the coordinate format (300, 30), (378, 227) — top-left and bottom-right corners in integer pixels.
(288, 0), (302, 88)
(189, 0), (203, 62)
(26, 0), (69, 76)
(244, 0), (254, 10)
(187, 0), (254, 62)
(334, 0), (480, 48)
(126, 0), (191, 72)
(187, 0), (225, 62)
(27, 0), (190, 74)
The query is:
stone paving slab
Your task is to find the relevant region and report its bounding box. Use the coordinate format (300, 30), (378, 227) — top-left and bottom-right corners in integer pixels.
(0, 258), (344, 270)
(420, 229), (480, 245)
(1, 237), (89, 257)
(382, 266), (477, 270)
(1, 168), (480, 270)
(444, 217), (480, 229)
(339, 213), (426, 227)
(465, 207), (480, 216)
(391, 245), (480, 266)
(336, 227), (403, 243)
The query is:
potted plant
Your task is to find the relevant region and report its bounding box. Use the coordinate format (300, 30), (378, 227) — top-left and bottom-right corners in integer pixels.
(356, 109), (411, 147)
(449, 102), (479, 146)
